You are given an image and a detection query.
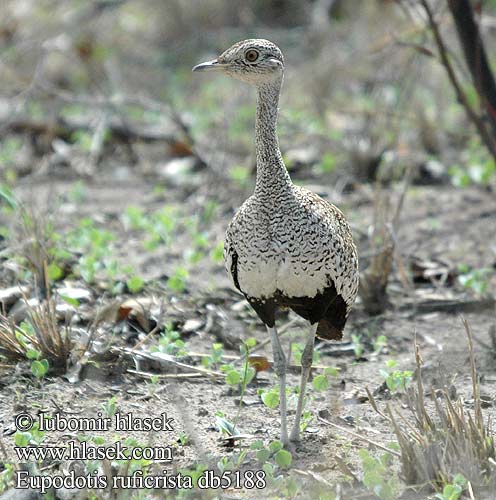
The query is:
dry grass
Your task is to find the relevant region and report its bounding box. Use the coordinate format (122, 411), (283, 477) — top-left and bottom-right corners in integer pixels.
(359, 169), (411, 314)
(0, 297), (72, 373)
(0, 314), (27, 362)
(368, 318), (496, 496)
(8, 205), (62, 300)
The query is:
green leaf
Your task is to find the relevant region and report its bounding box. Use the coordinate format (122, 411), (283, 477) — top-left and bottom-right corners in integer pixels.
(59, 294), (80, 308)
(245, 337), (257, 348)
(261, 391), (280, 409)
(312, 374), (329, 391)
(274, 449), (292, 468)
(250, 440), (264, 450)
(226, 370), (241, 386)
(0, 184), (17, 209)
(26, 348), (41, 360)
(256, 449), (270, 464)
(268, 440), (283, 453)
(243, 366), (256, 385)
(262, 462), (275, 478)
(47, 263), (64, 281)
(324, 366), (340, 377)
(126, 275), (144, 294)
(14, 432), (31, 447)
(31, 359), (49, 378)
(215, 416), (239, 437)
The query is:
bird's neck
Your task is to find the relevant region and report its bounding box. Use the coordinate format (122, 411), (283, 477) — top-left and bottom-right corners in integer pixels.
(254, 79), (292, 197)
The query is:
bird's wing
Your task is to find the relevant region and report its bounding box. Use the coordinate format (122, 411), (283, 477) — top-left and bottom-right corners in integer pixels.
(224, 226), (243, 293)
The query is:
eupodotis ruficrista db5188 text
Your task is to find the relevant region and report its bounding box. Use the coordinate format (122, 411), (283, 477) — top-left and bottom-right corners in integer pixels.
(193, 39), (359, 447)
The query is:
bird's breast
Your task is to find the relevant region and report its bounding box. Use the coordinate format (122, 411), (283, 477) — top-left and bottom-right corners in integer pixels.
(236, 251), (329, 300)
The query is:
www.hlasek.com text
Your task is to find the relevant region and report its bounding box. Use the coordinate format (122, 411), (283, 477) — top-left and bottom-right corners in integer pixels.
(15, 440), (173, 462)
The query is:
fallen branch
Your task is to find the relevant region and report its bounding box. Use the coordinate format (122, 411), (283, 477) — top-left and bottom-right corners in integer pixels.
(113, 346), (224, 379)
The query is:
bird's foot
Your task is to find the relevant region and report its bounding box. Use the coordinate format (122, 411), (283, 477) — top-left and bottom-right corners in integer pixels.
(289, 427), (301, 444)
(282, 437), (296, 452)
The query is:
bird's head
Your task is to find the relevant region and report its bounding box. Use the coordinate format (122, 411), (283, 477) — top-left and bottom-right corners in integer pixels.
(192, 39), (284, 86)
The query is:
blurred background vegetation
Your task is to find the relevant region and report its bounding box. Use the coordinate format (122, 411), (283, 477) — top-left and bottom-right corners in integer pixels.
(2, 0), (495, 186)
(1, 0), (495, 296)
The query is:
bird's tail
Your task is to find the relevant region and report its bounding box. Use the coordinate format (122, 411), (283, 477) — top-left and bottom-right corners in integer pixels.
(316, 319), (344, 340)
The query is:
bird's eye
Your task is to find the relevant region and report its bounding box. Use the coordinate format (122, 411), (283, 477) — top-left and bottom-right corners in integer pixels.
(245, 49), (259, 63)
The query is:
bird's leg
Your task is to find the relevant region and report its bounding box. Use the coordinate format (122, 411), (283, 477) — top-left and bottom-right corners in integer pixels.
(268, 325), (289, 446)
(289, 322), (318, 443)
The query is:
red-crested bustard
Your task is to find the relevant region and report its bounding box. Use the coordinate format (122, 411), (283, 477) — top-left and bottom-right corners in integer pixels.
(193, 39), (359, 446)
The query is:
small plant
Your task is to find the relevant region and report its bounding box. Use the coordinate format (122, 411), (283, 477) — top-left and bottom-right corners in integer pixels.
(123, 205), (178, 251)
(373, 334), (388, 354)
(215, 413), (240, 438)
(351, 333), (365, 360)
(177, 432), (190, 447)
(101, 396), (118, 419)
(367, 320), (496, 496)
(457, 264), (492, 295)
(300, 410), (314, 434)
(200, 200), (219, 225)
(259, 385), (280, 410)
(292, 341), (320, 364)
(167, 267), (189, 293)
(153, 322), (187, 356)
(201, 342), (224, 369)
(126, 274), (145, 294)
(221, 339), (256, 391)
(251, 440), (292, 470)
(0, 463), (15, 493)
(359, 448), (401, 500)
(67, 218), (118, 286)
(31, 358), (49, 379)
(15, 421), (47, 447)
(379, 360), (413, 393)
(210, 240), (224, 264)
(434, 474), (467, 500)
(448, 138), (496, 187)
(0, 301), (72, 374)
(217, 449), (248, 473)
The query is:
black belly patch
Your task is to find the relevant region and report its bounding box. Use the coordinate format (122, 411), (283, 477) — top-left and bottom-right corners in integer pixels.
(246, 282), (349, 341)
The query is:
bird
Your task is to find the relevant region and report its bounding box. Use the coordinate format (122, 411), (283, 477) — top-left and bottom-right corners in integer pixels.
(193, 39), (359, 446)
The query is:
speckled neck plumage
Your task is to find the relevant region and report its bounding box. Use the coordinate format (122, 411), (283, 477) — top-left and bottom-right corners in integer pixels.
(254, 79), (292, 197)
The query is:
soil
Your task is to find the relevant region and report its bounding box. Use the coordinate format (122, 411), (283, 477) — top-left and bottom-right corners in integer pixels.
(1, 168), (495, 499)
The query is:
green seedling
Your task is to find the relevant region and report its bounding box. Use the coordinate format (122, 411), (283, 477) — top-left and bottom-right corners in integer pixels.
(352, 334), (365, 360)
(101, 396), (118, 419)
(153, 322), (187, 356)
(458, 264), (492, 295)
(15, 422), (47, 447)
(434, 474), (467, 500)
(201, 342), (224, 369)
(251, 440), (292, 470)
(379, 360), (412, 393)
(359, 448), (401, 500)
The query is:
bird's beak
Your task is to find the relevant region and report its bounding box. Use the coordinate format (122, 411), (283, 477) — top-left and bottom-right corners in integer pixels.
(192, 59), (225, 72)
